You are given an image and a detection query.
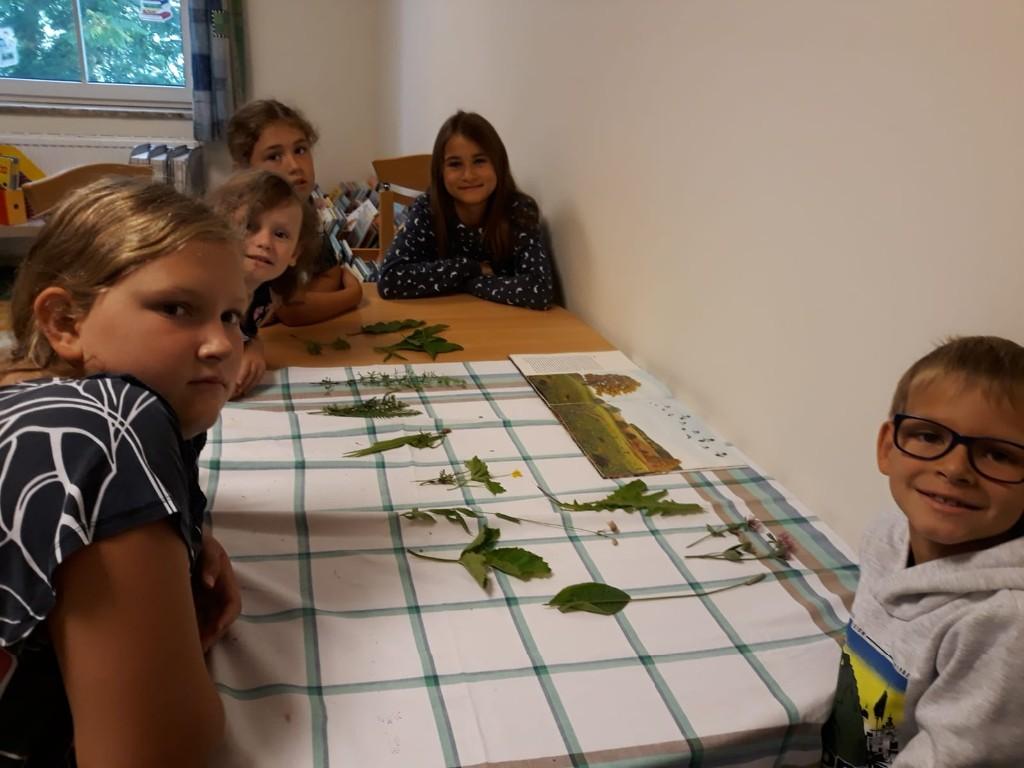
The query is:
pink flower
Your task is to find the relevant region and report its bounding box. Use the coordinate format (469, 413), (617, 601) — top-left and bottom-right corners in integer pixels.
(772, 531), (796, 561)
(745, 516), (763, 534)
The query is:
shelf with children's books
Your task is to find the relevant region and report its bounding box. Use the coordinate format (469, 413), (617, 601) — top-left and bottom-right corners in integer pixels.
(320, 181), (382, 282)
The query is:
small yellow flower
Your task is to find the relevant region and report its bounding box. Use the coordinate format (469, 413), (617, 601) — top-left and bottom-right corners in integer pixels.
(511, 469), (523, 478)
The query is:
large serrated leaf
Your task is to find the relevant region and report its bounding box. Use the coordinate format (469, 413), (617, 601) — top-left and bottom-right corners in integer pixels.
(463, 526), (501, 554)
(546, 582), (632, 615)
(438, 509), (471, 534)
(459, 551), (489, 588)
(484, 548), (552, 580)
(356, 319), (426, 335)
(543, 480), (702, 517)
(401, 509), (436, 523)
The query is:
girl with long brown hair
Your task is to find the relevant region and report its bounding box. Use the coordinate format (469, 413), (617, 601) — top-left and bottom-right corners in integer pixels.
(378, 111), (555, 310)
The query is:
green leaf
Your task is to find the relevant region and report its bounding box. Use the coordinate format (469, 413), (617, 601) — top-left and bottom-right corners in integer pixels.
(347, 371), (467, 392)
(546, 582), (632, 615)
(415, 324), (450, 337)
(465, 456), (490, 481)
(306, 340), (323, 356)
(421, 337), (464, 359)
(542, 480), (702, 517)
(495, 513), (522, 524)
(319, 393), (421, 419)
(459, 551), (489, 588)
(374, 324), (463, 362)
(722, 548), (742, 561)
(463, 456), (507, 495)
(344, 430), (447, 456)
(330, 336), (351, 350)
(438, 509), (470, 534)
(463, 525), (501, 554)
(484, 548), (552, 580)
(354, 319), (426, 335)
(401, 509), (437, 523)
(483, 479), (507, 495)
(376, 348), (409, 363)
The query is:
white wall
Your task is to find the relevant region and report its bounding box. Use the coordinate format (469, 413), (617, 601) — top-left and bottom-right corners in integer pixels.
(243, 0), (380, 189)
(376, 0), (1024, 547)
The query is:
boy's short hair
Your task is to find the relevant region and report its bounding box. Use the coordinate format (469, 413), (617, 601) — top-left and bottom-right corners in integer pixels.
(227, 99), (318, 166)
(890, 336), (1024, 416)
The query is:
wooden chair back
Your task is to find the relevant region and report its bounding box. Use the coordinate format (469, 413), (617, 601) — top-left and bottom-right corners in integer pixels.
(366, 154), (431, 258)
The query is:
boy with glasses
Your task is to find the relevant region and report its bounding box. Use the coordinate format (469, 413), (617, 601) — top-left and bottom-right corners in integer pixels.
(822, 336), (1024, 767)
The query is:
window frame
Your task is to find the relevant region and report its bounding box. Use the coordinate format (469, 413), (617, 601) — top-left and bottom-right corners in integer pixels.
(0, 0), (193, 111)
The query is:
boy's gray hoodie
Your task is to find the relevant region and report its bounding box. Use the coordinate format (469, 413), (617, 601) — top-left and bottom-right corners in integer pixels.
(823, 509), (1024, 766)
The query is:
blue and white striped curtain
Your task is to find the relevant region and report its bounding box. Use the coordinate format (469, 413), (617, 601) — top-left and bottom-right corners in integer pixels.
(189, 0), (247, 142)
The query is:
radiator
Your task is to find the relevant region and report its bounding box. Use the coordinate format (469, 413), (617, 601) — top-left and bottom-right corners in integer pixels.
(0, 133), (196, 175)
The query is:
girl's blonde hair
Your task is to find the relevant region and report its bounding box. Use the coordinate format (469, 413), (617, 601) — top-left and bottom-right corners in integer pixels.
(9, 177), (239, 370)
(227, 99), (318, 166)
(206, 169), (320, 300)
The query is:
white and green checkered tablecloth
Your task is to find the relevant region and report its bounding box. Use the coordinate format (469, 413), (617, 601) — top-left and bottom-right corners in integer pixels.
(201, 361), (858, 768)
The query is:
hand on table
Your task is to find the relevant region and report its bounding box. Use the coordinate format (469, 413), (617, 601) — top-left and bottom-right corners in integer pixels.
(194, 531), (242, 653)
(233, 339), (266, 399)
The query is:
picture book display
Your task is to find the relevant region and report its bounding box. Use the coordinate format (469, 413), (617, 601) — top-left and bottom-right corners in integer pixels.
(510, 351), (744, 478)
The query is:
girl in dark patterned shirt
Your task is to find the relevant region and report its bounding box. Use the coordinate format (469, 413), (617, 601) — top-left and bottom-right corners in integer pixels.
(208, 169), (320, 398)
(0, 179), (247, 766)
(378, 110), (555, 310)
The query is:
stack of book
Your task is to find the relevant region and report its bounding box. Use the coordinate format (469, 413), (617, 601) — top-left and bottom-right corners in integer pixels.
(129, 143), (203, 195)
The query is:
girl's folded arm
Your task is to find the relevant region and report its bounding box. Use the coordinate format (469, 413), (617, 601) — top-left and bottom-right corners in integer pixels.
(466, 221), (555, 310)
(275, 266), (363, 326)
(49, 519), (225, 768)
(378, 197), (481, 299)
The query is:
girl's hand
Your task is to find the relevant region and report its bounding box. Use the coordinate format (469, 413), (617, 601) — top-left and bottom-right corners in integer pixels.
(479, 261), (494, 277)
(233, 339), (266, 399)
(194, 531), (242, 653)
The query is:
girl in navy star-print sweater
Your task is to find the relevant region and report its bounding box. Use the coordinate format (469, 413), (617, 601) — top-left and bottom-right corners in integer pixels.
(378, 111), (555, 311)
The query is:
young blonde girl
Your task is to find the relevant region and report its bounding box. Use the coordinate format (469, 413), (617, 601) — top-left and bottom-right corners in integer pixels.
(377, 110), (555, 310)
(0, 178), (246, 765)
(208, 169), (320, 397)
(227, 99), (363, 324)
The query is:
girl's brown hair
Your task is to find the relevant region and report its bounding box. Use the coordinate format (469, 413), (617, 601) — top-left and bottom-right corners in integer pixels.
(206, 170), (320, 301)
(429, 110), (538, 266)
(9, 177), (239, 371)
(227, 99), (318, 166)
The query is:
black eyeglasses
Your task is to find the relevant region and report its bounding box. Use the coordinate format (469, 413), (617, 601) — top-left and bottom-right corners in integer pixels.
(892, 413), (1024, 484)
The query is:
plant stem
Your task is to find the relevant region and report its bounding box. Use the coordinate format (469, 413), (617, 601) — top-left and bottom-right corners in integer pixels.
(406, 549), (459, 563)
(686, 552), (781, 562)
(497, 512), (617, 542)
(630, 574), (765, 600)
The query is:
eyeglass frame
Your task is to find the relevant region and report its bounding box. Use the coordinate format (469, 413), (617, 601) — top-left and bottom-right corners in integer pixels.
(891, 413), (1024, 485)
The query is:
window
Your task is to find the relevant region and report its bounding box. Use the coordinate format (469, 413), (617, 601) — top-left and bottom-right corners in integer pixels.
(0, 0), (191, 110)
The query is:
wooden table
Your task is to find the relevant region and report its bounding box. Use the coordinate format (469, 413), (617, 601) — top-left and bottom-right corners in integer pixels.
(259, 284), (613, 368)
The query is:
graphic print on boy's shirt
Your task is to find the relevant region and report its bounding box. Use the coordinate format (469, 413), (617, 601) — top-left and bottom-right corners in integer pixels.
(823, 621), (907, 768)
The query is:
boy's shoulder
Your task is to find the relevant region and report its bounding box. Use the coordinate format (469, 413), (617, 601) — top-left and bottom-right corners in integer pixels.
(858, 509), (1024, 615)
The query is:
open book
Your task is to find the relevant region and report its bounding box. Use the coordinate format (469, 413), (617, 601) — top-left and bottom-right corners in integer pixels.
(510, 351), (744, 479)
